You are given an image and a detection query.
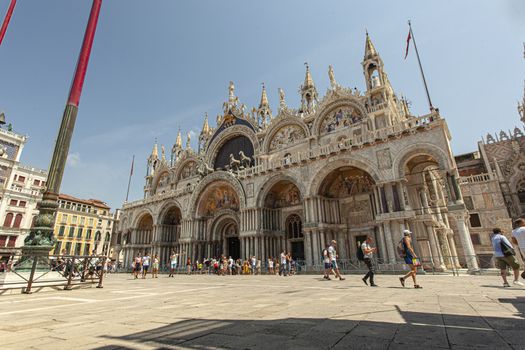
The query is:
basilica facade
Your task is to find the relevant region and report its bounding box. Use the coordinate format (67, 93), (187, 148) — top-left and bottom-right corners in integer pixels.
(115, 35), (479, 271)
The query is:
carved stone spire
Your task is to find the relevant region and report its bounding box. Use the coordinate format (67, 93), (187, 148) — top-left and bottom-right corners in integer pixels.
(151, 139), (158, 159)
(201, 112), (210, 135)
(364, 31), (378, 59)
(257, 83), (272, 126)
(175, 128), (182, 149)
(186, 131), (191, 150)
(519, 82), (525, 124)
(300, 63), (318, 114)
(161, 145), (166, 160)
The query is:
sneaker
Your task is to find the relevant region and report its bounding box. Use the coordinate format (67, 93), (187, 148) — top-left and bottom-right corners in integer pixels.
(370, 284), (378, 287)
(362, 277), (368, 286)
(399, 277), (405, 287)
(513, 280), (524, 286)
(503, 282), (511, 287)
(339, 277), (345, 281)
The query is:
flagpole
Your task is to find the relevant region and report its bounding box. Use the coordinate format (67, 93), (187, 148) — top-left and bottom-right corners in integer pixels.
(0, 0), (16, 47)
(125, 155), (134, 203)
(408, 20), (434, 111)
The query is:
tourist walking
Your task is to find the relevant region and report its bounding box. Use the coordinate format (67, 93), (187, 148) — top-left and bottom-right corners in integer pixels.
(328, 240), (345, 281)
(491, 228), (523, 287)
(133, 253), (142, 279)
(322, 245), (331, 280)
(279, 250), (287, 276)
(399, 230), (422, 288)
(168, 251), (178, 277)
(361, 236), (378, 287)
(268, 257), (274, 275)
(152, 254), (159, 278)
(186, 257), (192, 275)
(512, 218), (525, 279)
(142, 252), (151, 279)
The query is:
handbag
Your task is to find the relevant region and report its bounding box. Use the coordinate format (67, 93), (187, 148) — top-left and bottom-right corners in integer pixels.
(412, 258), (421, 267)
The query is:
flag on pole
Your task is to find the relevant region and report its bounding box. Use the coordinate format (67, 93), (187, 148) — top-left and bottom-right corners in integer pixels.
(404, 29), (412, 59)
(130, 155), (135, 176)
(0, 0), (17, 47)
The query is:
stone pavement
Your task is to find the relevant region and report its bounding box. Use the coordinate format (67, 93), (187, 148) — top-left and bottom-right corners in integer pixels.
(0, 273), (524, 350)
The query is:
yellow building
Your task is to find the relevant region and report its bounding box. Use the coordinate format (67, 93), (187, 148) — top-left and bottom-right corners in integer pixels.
(52, 194), (114, 256)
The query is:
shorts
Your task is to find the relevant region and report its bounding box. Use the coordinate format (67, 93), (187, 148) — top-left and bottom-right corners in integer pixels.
(324, 262), (332, 269)
(496, 256), (520, 270)
(170, 262), (177, 269)
(143, 265), (150, 272)
(331, 261), (338, 270)
(404, 254), (414, 265)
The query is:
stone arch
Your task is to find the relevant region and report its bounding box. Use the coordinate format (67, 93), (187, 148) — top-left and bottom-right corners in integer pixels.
(262, 118), (310, 153)
(309, 156), (380, 197)
(312, 98), (368, 137)
(208, 210), (239, 242)
(205, 125), (260, 167)
(188, 171), (246, 218)
(257, 174), (306, 208)
(156, 199), (184, 224)
(132, 209), (156, 228)
(151, 167), (171, 195)
(393, 143), (451, 179)
(173, 157), (199, 182)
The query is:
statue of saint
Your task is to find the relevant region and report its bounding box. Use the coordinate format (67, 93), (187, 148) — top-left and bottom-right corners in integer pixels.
(328, 65), (337, 89)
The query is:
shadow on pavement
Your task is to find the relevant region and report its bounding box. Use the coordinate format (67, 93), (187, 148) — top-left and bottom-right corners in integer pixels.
(95, 297), (524, 350)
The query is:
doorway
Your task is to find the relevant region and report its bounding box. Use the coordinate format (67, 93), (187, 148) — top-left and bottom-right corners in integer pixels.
(291, 241), (305, 260)
(228, 237), (240, 260)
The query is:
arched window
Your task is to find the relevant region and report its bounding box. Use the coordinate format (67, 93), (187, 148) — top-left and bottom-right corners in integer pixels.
(105, 232), (110, 242)
(286, 214), (303, 240)
(3, 213), (13, 227)
(117, 232), (122, 245)
(95, 231), (101, 241)
(13, 214), (23, 228)
(517, 179), (525, 203)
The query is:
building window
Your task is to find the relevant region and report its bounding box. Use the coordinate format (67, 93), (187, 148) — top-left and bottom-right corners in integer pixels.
(80, 217), (85, 225)
(61, 214), (68, 223)
(95, 231), (101, 241)
(74, 243), (82, 255)
(83, 243), (91, 255)
(470, 234), (481, 245)
(58, 226), (65, 237)
(72, 216), (78, 224)
(77, 228), (83, 239)
(86, 229), (92, 240)
(464, 196), (474, 210)
(3, 213), (13, 227)
(286, 214), (303, 239)
(13, 214), (22, 228)
(105, 232), (110, 242)
(33, 179), (40, 186)
(65, 242), (72, 255)
(88, 218), (94, 226)
(469, 213), (482, 228)
(17, 176), (25, 183)
(68, 227), (75, 238)
(9, 199), (17, 206)
(18, 201), (26, 207)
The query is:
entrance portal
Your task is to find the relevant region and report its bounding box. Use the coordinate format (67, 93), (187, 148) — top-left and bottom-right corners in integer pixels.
(228, 237), (240, 260)
(291, 241), (305, 261)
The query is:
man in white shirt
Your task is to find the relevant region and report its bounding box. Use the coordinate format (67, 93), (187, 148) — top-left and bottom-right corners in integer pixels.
(280, 250), (287, 276)
(512, 219), (525, 280)
(328, 240), (345, 281)
(361, 236), (378, 287)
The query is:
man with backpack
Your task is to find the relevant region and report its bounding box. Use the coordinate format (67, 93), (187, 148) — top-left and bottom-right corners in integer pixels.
(361, 236), (378, 287)
(491, 228), (523, 287)
(322, 245), (331, 280)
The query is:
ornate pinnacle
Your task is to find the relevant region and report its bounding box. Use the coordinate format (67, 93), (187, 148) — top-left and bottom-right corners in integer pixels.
(202, 112), (210, 135)
(259, 83), (269, 109)
(364, 31), (378, 59)
(151, 139), (158, 159)
(175, 128), (182, 149)
(303, 62), (315, 89)
(186, 131), (191, 150)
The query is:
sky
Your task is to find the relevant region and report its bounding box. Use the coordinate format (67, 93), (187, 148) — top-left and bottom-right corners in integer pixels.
(0, 0), (524, 210)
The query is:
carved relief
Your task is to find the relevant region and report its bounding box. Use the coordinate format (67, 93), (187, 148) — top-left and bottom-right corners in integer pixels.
(155, 172), (170, 194)
(179, 161), (197, 180)
(269, 125), (306, 151)
(264, 182), (301, 208)
(342, 199), (372, 225)
(320, 107), (362, 135)
(376, 149), (392, 169)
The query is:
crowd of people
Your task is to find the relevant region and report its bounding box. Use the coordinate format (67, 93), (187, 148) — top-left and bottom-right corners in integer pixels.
(125, 221), (525, 289)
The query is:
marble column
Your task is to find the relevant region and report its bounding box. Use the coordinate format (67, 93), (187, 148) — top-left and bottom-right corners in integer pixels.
(377, 225), (388, 263)
(453, 212), (479, 271)
(383, 222), (396, 263)
(312, 230), (320, 265)
(304, 231), (313, 266)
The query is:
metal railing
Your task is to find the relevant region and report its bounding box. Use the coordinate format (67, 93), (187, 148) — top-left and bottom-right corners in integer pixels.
(0, 250), (108, 294)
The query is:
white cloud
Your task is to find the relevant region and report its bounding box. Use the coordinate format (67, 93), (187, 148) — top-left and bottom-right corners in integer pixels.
(66, 152), (81, 168)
